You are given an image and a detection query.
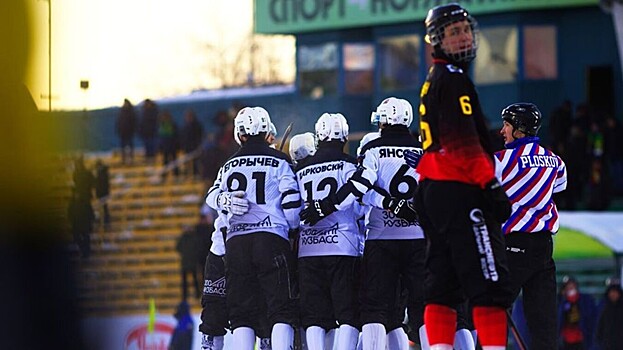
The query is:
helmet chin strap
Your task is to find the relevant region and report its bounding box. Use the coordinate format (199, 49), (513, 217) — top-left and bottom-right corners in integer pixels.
(512, 128), (525, 140)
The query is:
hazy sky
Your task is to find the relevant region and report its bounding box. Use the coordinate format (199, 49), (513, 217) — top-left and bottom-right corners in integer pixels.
(25, 0), (295, 111)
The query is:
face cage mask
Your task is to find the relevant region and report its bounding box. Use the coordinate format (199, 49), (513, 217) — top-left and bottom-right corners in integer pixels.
(430, 18), (479, 63)
(370, 112), (388, 126)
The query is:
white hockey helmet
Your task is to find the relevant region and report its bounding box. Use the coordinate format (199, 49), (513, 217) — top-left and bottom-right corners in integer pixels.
(233, 107), (271, 140)
(289, 132), (317, 162)
(371, 97), (413, 127)
(268, 122), (278, 137)
(357, 131), (381, 157)
(315, 113), (349, 142)
(234, 127), (242, 146)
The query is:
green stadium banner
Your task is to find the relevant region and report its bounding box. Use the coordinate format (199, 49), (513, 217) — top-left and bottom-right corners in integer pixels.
(255, 0), (598, 34)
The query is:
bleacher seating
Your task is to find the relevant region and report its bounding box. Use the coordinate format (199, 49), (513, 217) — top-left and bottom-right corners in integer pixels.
(64, 152), (208, 316)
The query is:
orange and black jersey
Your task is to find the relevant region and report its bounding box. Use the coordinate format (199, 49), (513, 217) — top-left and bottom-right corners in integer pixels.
(417, 58), (495, 188)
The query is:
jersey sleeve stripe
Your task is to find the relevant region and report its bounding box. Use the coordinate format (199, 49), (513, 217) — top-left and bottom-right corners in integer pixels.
(282, 200), (302, 209)
(281, 189), (299, 199)
(501, 145), (524, 179)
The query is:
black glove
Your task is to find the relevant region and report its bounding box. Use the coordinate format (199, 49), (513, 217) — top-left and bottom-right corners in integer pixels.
(383, 197), (418, 222)
(484, 178), (511, 223)
(299, 198), (337, 226)
(404, 149), (422, 169)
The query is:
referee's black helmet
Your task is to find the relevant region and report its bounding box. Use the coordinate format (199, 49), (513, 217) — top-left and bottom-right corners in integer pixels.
(501, 103), (543, 136)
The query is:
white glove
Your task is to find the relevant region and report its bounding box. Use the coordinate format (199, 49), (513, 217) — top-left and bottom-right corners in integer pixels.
(217, 190), (249, 215)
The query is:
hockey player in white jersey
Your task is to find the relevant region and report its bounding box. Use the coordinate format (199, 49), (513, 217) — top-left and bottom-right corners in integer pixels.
(205, 106), (302, 350)
(289, 133), (317, 166)
(199, 122), (283, 350)
(300, 98), (425, 350)
(198, 210), (228, 350)
(293, 113), (363, 350)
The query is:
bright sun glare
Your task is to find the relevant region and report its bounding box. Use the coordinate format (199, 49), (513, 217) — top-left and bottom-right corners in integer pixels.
(25, 0), (295, 111)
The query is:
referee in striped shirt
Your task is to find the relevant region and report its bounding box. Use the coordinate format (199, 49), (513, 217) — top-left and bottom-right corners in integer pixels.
(494, 102), (568, 349)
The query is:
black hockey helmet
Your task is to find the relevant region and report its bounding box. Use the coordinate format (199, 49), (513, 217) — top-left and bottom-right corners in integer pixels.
(424, 3), (478, 62)
(501, 103), (542, 136)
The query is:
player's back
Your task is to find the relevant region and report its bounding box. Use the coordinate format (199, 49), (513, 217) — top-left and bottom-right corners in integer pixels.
(211, 138), (300, 241)
(295, 142), (362, 257)
(358, 126), (424, 240)
(494, 142), (566, 234)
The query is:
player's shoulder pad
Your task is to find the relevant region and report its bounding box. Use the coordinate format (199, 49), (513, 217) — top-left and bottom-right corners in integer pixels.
(493, 150), (505, 161)
(295, 152), (356, 172)
(445, 64), (464, 74)
(359, 136), (384, 156)
(235, 143), (292, 163)
(360, 134), (419, 155)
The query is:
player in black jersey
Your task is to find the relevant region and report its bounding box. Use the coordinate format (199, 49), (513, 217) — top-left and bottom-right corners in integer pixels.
(413, 4), (514, 350)
(301, 97), (424, 350)
(206, 106), (301, 350)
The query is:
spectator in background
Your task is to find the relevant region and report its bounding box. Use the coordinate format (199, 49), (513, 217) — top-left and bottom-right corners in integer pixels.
(549, 100), (573, 157)
(73, 155), (94, 201)
(574, 104), (592, 132)
(557, 124), (587, 210)
(71, 156), (96, 257)
(68, 187), (95, 258)
(116, 99), (137, 164)
(200, 109), (238, 183)
(94, 159), (111, 226)
(139, 99), (159, 163)
(158, 110), (180, 179)
(176, 225), (202, 300)
(194, 211), (213, 280)
(585, 117), (613, 211)
(558, 276), (597, 350)
(169, 300), (194, 350)
(180, 109), (204, 179)
(595, 278), (623, 350)
(603, 115), (623, 195)
(587, 158), (612, 211)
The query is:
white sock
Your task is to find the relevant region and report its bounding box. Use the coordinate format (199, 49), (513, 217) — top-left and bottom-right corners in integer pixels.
(306, 326), (326, 350)
(453, 329), (475, 350)
(387, 327), (409, 350)
(335, 324), (358, 350)
(356, 332), (363, 350)
(201, 334), (224, 350)
(233, 327), (255, 350)
(325, 328), (336, 350)
(471, 330), (477, 346)
(361, 323), (386, 350)
(418, 325), (430, 350)
(259, 337), (272, 350)
(271, 323), (294, 350)
(429, 345), (453, 350)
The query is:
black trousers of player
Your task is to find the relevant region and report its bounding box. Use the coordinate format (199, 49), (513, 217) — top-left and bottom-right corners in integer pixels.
(199, 252), (228, 337)
(506, 231), (557, 350)
(359, 239), (425, 335)
(225, 232), (299, 332)
(415, 180), (514, 308)
(298, 255), (360, 330)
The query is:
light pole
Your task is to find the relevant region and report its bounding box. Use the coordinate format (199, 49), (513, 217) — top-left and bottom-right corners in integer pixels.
(47, 0), (51, 111)
(38, 0), (52, 111)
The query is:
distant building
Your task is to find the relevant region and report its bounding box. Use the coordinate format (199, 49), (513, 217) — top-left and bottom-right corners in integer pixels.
(60, 0), (622, 152)
(255, 0), (623, 136)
